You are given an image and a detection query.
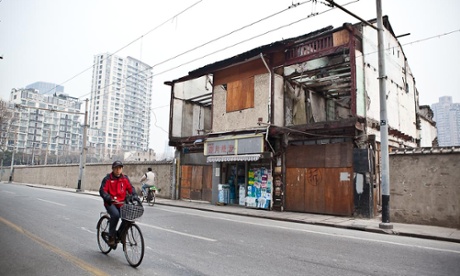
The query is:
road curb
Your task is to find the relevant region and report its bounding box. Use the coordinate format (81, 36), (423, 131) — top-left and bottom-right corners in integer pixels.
(153, 201), (460, 244)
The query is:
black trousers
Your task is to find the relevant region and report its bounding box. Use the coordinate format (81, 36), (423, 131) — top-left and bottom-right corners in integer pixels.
(105, 204), (127, 238)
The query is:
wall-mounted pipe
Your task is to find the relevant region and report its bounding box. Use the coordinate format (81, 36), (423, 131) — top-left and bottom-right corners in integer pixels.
(259, 53), (276, 155)
(260, 53), (272, 124)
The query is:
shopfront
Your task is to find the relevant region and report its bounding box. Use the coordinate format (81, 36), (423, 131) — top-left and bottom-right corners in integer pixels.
(205, 134), (273, 210)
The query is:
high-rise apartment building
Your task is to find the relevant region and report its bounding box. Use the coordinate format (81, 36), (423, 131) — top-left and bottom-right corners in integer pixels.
(89, 53), (153, 158)
(431, 96), (460, 146)
(26, 81), (64, 95)
(6, 88), (83, 164)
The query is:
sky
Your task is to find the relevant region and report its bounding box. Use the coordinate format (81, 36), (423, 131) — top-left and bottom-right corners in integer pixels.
(1, 0), (459, 156)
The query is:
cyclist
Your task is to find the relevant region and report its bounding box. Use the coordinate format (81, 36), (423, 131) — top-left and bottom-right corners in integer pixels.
(99, 161), (139, 247)
(140, 167), (156, 197)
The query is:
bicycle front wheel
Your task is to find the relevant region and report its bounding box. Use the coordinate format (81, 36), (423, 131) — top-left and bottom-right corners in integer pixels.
(96, 215), (112, 254)
(123, 223), (145, 267)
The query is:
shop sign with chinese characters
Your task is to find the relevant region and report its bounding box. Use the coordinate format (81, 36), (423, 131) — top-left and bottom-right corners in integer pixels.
(206, 140), (236, 155)
(205, 134), (264, 156)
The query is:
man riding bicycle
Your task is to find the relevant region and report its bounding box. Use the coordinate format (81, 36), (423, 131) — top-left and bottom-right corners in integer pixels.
(140, 167), (156, 197)
(99, 161), (140, 247)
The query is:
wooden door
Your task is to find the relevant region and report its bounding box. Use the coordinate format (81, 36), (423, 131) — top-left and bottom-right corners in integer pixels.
(285, 142), (354, 216)
(181, 165), (192, 200)
(180, 165), (212, 202)
(286, 167), (353, 215)
(202, 166), (212, 202)
(285, 168), (305, 212)
(304, 168), (325, 214)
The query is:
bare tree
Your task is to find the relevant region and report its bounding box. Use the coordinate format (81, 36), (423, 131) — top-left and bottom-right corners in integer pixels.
(0, 99), (15, 172)
(0, 100), (14, 149)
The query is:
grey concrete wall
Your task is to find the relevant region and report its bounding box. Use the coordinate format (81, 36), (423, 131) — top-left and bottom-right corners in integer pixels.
(1, 162), (174, 199)
(390, 151), (460, 228)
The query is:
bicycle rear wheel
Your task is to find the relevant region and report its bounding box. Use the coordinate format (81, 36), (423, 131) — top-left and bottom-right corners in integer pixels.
(123, 224), (145, 267)
(147, 190), (155, 206)
(96, 215), (112, 254)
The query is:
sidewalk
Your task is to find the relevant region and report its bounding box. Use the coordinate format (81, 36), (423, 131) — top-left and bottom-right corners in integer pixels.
(6, 182), (460, 243)
(152, 198), (460, 244)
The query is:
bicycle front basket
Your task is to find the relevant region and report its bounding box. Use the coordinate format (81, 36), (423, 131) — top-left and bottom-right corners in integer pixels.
(120, 203), (144, 220)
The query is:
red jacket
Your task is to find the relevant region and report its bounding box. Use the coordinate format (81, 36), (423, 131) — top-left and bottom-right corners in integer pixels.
(99, 173), (135, 207)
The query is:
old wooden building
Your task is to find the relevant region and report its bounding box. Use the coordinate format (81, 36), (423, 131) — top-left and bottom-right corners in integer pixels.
(165, 16), (435, 217)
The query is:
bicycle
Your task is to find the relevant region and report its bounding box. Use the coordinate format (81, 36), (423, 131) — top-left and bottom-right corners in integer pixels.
(141, 184), (157, 206)
(96, 198), (145, 267)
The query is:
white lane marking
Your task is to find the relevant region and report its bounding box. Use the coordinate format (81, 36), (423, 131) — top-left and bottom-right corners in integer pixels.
(138, 222), (216, 242)
(81, 227), (96, 234)
(0, 191), (15, 195)
(157, 207), (460, 255)
(37, 198), (66, 206)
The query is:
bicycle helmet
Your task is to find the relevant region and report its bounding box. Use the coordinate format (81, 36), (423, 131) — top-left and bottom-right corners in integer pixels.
(112, 161), (124, 168)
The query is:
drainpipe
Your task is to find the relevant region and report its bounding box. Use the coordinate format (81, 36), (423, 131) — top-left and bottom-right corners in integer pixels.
(260, 53), (272, 124)
(259, 53), (276, 154)
(260, 53), (276, 211)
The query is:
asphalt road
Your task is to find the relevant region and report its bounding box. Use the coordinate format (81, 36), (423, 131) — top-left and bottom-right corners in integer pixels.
(0, 183), (459, 276)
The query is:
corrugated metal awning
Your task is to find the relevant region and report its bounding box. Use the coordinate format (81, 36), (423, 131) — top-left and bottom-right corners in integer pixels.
(206, 154), (261, 163)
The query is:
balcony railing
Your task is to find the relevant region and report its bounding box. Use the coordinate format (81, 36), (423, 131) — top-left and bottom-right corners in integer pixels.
(286, 34), (334, 62)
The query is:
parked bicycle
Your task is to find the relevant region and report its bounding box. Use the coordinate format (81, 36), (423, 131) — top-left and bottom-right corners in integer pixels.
(141, 184), (157, 206)
(96, 198), (145, 267)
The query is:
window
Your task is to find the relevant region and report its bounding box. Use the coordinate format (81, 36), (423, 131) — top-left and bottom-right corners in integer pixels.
(226, 77), (254, 112)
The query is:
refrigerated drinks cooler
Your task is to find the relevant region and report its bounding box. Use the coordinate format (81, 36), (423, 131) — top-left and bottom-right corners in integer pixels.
(218, 184), (230, 204)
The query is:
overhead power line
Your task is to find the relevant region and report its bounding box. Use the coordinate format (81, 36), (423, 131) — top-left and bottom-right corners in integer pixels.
(43, 0), (204, 95)
(152, 0), (314, 69)
(356, 28), (460, 73)
(77, 1), (315, 101)
(77, 0), (341, 101)
(145, 0), (359, 80)
(77, 0), (458, 108)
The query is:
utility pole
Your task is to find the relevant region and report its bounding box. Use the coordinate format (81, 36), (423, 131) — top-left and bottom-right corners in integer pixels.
(44, 131), (51, 165)
(376, 0), (392, 229)
(9, 132), (19, 182)
(77, 99), (89, 192)
(31, 142), (36, 166)
(324, 0), (392, 228)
